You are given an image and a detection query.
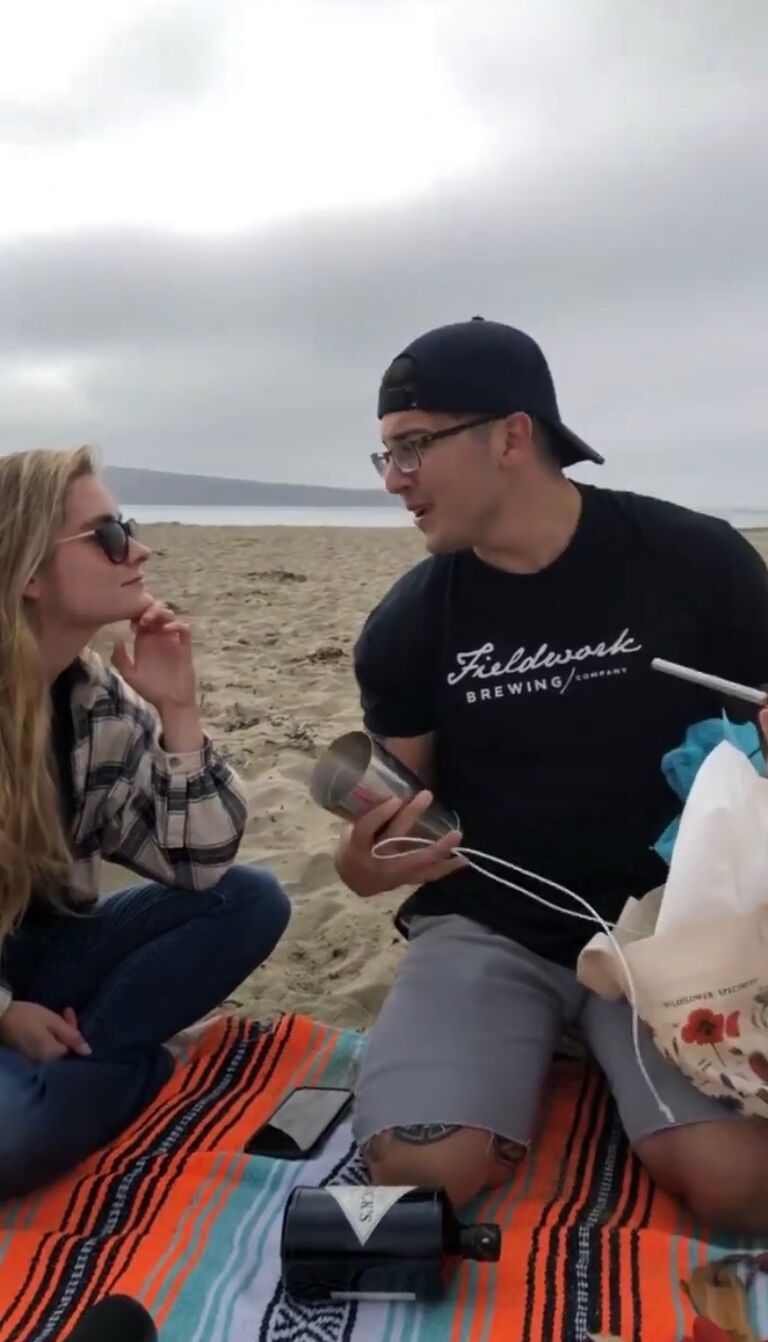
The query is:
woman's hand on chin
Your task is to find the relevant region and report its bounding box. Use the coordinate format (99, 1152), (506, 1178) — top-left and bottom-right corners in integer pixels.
(112, 598), (204, 751)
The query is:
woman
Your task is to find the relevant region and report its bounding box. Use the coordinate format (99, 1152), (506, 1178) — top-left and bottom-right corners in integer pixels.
(0, 447), (290, 1197)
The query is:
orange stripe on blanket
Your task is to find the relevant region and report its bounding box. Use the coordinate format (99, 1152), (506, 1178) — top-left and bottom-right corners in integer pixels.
(439, 1063), (604, 1342)
(477, 1064), (619, 1342)
(139, 1018), (338, 1320)
(4, 1019), (753, 1342)
(198, 1013), (339, 1154)
(23, 1019), (239, 1242)
(536, 1065), (604, 1342)
(95, 1015), (243, 1170)
(0, 1013), (333, 1342)
(0, 1037), (217, 1337)
(46, 1015), (340, 1337)
(459, 1150), (534, 1342)
(76, 1019), (283, 1317)
(1, 1019), (251, 1340)
(590, 1113), (643, 1340)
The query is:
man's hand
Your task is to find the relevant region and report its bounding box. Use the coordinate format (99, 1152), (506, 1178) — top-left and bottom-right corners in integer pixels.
(335, 791), (467, 898)
(0, 1002), (92, 1063)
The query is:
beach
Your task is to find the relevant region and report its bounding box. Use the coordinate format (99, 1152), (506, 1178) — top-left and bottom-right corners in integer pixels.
(97, 522), (768, 1031)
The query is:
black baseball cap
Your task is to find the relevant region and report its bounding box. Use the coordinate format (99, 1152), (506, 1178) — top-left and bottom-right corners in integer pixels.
(377, 317), (604, 469)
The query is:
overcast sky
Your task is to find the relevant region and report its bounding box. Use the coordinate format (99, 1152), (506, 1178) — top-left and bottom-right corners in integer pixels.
(1, 0), (766, 503)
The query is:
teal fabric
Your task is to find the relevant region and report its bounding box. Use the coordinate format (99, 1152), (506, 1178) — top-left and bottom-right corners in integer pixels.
(654, 714), (764, 863)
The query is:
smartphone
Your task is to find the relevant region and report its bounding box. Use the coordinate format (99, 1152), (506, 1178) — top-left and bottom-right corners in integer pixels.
(244, 1086), (353, 1159)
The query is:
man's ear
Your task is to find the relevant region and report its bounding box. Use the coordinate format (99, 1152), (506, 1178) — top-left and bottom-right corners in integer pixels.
(497, 412), (534, 467)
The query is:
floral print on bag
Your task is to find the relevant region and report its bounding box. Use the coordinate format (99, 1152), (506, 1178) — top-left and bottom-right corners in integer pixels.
(658, 990), (768, 1117)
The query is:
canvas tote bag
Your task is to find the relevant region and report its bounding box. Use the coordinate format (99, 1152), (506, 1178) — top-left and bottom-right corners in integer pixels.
(577, 740), (768, 1117)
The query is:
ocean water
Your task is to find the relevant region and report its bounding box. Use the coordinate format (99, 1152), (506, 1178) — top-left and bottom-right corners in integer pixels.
(123, 502), (768, 529)
(123, 504), (409, 527)
(716, 507), (768, 530)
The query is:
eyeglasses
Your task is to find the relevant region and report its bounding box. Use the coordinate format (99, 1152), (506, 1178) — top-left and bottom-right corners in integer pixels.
(371, 415), (502, 477)
(57, 517), (139, 564)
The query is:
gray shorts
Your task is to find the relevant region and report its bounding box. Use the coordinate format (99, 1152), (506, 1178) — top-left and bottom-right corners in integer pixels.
(353, 914), (736, 1149)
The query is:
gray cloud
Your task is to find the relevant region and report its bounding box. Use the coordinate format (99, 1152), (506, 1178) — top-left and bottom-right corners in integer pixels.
(0, 0), (766, 503)
(0, 2), (224, 144)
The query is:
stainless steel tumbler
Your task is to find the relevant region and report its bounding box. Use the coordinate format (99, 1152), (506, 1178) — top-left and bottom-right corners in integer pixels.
(308, 731), (459, 843)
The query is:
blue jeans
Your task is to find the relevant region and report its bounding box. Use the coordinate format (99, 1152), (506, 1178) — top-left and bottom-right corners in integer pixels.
(0, 864), (290, 1198)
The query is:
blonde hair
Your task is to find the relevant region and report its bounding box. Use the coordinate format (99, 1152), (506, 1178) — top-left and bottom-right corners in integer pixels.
(0, 446), (95, 940)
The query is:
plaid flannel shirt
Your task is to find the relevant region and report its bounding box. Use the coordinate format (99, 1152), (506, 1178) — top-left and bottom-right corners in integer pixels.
(63, 653), (248, 900)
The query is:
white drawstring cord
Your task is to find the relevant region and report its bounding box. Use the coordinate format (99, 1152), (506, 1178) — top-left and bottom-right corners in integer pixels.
(372, 835), (675, 1124)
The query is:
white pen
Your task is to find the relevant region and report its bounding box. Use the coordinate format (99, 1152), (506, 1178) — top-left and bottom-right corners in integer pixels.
(651, 657), (767, 707)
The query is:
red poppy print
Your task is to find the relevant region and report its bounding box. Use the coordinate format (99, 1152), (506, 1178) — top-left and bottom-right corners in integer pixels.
(724, 1010), (740, 1038)
(683, 1320), (740, 1342)
(681, 1009), (725, 1046)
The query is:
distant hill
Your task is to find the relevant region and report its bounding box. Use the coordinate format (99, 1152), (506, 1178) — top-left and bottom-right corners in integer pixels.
(104, 465), (396, 508)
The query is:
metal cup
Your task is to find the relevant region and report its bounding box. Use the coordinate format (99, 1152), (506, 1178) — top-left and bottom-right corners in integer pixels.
(309, 730), (460, 846)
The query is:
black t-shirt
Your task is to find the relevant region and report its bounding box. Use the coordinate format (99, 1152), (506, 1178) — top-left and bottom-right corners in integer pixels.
(353, 486), (768, 966)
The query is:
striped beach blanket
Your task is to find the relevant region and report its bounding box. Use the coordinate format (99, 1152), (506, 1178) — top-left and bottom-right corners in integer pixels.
(1, 1012), (766, 1342)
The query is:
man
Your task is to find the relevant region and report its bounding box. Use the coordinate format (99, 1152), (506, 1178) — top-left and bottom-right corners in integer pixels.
(335, 316), (768, 1230)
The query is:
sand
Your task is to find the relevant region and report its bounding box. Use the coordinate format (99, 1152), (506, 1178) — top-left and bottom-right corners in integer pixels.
(96, 522), (768, 1032)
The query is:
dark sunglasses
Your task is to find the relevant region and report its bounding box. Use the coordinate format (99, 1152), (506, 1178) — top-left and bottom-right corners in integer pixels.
(58, 517), (139, 564)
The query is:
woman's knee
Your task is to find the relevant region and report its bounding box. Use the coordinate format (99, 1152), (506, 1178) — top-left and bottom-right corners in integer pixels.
(0, 1084), (49, 1198)
(213, 863), (291, 958)
(0, 1045), (178, 1198)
